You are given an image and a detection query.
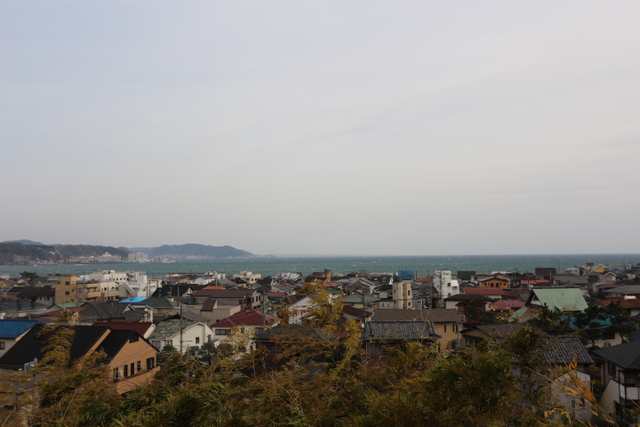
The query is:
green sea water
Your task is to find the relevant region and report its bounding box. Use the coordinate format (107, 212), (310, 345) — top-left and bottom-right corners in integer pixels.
(1, 254), (639, 279)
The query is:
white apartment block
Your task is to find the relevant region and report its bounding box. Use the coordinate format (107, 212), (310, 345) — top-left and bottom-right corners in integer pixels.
(433, 270), (460, 301)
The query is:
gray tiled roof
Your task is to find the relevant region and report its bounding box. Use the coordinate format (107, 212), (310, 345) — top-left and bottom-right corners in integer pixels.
(594, 340), (640, 370)
(364, 321), (438, 341)
(148, 319), (195, 341)
(544, 336), (593, 365)
(371, 308), (459, 323)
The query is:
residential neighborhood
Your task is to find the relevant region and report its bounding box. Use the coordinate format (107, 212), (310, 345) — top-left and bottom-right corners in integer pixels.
(1, 261), (640, 425)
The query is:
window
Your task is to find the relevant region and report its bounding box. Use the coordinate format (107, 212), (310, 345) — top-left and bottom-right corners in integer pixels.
(113, 368), (119, 380)
(0, 342), (5, 350)
(608, 361), (617, 378)
(65, 291), (70, 295)
(129, 334), (139, 343)
(195, 337), (200, 344)
(215, 329), (229, 335)
(130, 362), (135, 375)
(124, 365), (128, 377)
(146, 357), (155, 370)
(137, 361), (141, 372)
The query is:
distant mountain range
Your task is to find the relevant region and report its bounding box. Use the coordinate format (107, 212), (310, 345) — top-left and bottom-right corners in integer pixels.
(129, 244), (254, 258)
(0, 241), (254, 264)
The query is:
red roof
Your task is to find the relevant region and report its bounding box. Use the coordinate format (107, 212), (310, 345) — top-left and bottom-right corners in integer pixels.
(211, 310), (279, 328)
(596, 297), (640, 310)
(92, 321), (154, 337)
(266, 292), (286, 298)
(322, 282), (338, 288)
(416, 276), (433, 283)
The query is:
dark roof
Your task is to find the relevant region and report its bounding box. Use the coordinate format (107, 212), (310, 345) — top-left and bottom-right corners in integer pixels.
(371, 308), (459, 323)
(211, 309), (278, 327)
(91, 321), (154, 337)
(0, 319), (39, 339)
(473, 324), (540, 338)
(96, 329), (151, 361)
(0, 324), (109, 368)
(78, 302), (145, 322)
(0, 299), (48, 312)
(456, 271), (476, 281)
(139, 297), (177, 309)
(594, 340), (640, 370)
(17, 285), (55, 299)
(545, 336), (593, 365)
(364, 321), (438, 341)
(192, 289), (256, 299)
(255, 324), (330, 342)
(201, 298), (217, 311)
(342, 305), (372, 318)
(167, 310), (210, 323)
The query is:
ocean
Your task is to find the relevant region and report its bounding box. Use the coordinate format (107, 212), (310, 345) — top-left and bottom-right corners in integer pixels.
(1, 254), (639, 280)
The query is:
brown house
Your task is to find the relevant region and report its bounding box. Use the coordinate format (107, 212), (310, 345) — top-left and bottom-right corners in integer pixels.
(0, 324), (159, 394)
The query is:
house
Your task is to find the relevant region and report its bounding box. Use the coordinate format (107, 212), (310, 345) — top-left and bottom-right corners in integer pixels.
(131, 297), (178, 320)
(193, 298), (242, 323)
(341, 294), (380, 311)
(152, 283), (205, 300)
(341, 305), (372, 325)
(463, 287), (505, 301)
(364, 320), (439, 357)
(17, 285), (55, 306)
(210, 309), (279, 351)
(254, 324), (332, 366)
(0, 319), (38, 358)
(147, 319), (214, 353)
(0, 324), (159, 394)
(477, 273), (510, 289)
(443, 294), (493, 312)
(0, 299), (49, 319)
(370, 309), (461, 353)
(462, 324), (594, 422)
(190, 288), (261, 310)
(462, 323), (536, 348)
(596, 297), (640, 318)
(91, 321), (156, 339)
(513, 288), (588, 322)
(604, 285), (640, 299)
(77, 301), (153, 323)
(594, 341), (640, 425)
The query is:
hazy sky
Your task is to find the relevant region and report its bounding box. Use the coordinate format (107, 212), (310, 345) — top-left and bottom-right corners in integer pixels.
(2, 1), (639, 256)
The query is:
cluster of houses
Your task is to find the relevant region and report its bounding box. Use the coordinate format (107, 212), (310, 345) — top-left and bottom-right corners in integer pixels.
(2, 262), (640, 424)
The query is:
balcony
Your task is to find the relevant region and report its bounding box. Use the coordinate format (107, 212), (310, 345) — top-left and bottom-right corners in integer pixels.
(85, 291), (102, 299)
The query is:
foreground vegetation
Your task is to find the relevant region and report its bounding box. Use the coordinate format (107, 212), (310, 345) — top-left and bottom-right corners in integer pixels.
(0, 291), (619, 427)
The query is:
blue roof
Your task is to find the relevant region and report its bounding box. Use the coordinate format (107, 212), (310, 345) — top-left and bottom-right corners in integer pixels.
(119, 297), (147, 303)
(0, 319), (38, 339)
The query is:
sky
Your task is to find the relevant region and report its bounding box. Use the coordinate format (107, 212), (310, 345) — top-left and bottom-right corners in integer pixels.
(1, 1), (639, 256)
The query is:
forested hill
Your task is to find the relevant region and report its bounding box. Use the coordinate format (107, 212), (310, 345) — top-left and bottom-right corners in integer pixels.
(0, 242), (62, 264)
(137, 244), (254, 258)
(0, 242), (129, 264)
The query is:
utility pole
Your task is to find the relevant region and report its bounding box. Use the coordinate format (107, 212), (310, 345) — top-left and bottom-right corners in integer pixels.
(179, 303), (183, 354)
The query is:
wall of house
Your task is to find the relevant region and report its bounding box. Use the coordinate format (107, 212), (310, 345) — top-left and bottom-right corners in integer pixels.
(433, 321), (460, 352)
(479, 279), (509, 289)
(109, 337), (159, 394)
